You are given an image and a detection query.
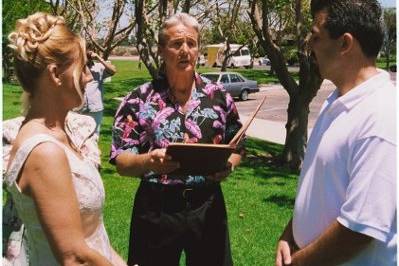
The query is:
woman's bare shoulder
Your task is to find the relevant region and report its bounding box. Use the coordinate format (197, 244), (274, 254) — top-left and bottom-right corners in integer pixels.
(9, 123), (65, 167)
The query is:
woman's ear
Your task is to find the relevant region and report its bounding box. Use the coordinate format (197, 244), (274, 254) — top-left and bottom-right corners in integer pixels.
(47, 64), (62, 86)
(340, 33), (354, 55)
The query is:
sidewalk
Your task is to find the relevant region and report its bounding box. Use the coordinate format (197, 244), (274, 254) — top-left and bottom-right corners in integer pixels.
(239, 115), (286, 144)
(239, 115), (315, 145)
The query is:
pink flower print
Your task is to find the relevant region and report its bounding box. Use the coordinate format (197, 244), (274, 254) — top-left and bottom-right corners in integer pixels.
(185, 119), (202, 139)
(213, 120), (223, 129)
(203, 84), (216, 98)
(153, 107), (174, 128)
(140, 84), (150, 94)
(116, 94), (134, 115)
(213, 106), (226, 123)
(186, 99), (201, 113)
(226, 93), (234, 108)
(127, 97), (140, 105)
(122, 115), (138, 139)
(158, 98), (166, 110)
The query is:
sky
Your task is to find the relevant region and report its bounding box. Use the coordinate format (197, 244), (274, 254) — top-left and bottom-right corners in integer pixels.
(380, 0), (396, 7)
(98, 0), (396, 37)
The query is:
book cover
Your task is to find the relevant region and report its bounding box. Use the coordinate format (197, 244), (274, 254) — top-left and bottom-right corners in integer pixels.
(166, 96), (266, 176)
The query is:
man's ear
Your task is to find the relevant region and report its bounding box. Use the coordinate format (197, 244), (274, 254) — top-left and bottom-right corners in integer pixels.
(340, 33), (354, 55)
(47, 64), (62, 86)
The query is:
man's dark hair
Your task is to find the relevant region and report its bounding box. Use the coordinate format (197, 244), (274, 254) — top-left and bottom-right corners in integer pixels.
(311, 0), (384, 58)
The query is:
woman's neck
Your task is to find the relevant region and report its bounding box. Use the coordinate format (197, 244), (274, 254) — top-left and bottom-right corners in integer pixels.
(26, 94), (68, 130)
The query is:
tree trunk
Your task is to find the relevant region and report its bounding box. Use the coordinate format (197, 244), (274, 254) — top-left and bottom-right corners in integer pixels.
(386, 47), (390, 70)
(248, 0), (322, 171)
(220, 42), (231, 72)
(282, 92), (310, 170)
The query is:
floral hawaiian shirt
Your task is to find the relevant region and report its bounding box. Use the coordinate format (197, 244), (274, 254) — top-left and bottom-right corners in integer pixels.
(110, 73), (244, 185)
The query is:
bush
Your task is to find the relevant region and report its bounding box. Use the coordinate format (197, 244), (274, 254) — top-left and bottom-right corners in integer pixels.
(283, 47), (299, 66)
(111, 46), (138, 56)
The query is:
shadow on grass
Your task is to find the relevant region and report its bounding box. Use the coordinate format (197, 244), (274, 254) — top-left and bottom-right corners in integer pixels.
(241, 138), (299, 180)
(263, 194), (295, 208)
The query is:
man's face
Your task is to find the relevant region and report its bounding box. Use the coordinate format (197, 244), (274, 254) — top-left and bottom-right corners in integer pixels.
(159, 24), (199, 73)
(309, 11), (342, 80)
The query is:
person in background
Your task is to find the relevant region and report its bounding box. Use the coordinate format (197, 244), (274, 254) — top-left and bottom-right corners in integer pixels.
(110, 13), (244, 266)
(5, 12), (126, 265)
(80, 49), (116, 137)
(275, 0), (396, 265)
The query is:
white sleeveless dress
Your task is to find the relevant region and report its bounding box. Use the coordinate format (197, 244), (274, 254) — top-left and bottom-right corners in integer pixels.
(5, 134), (112, 265)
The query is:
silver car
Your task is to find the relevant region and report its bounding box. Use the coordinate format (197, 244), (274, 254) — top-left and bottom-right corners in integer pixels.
(200, 72), (259, 101)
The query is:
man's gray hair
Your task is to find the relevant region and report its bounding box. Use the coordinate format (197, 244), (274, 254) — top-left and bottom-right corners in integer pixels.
(158, 13), (200, 47)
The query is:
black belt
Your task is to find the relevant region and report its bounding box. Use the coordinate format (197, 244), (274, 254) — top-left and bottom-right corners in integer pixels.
(140, 181), (220, 210)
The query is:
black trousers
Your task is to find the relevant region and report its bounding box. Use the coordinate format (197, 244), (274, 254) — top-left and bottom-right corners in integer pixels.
(127, 181), (233, 266)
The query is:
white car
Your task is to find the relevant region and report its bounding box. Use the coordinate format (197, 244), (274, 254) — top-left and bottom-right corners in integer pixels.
(258, 56), (271, 66)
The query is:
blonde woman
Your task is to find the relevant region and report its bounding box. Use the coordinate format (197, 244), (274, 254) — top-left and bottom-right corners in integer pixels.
(5, 12), (126, 265)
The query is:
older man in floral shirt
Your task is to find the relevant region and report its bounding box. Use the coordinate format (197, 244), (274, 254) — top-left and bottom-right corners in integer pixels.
(110, 73), (244, 265)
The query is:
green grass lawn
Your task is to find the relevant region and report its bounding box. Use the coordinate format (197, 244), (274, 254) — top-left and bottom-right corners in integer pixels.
(3, 60), (298, 265)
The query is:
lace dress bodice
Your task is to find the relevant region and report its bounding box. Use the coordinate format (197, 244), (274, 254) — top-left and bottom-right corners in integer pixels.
(5, 134), (112, 265)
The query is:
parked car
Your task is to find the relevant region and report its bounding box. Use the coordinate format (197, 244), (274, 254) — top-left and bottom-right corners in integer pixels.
(258, 56), (271, 66)
(200, 72), (259, 101)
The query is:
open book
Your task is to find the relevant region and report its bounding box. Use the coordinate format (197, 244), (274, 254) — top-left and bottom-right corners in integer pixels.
(166, 96), (266, 176)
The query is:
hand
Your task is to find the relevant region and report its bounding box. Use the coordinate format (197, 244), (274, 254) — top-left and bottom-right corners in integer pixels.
(91, 52), (100, 60)
(206, 161), (233, 182)
(147, 148), (180, 174)
(275, 239), (293, 266)
(87, 51), (99, 60)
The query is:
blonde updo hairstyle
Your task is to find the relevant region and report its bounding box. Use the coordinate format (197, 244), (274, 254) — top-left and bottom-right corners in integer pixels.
(8, 12), (86, 112)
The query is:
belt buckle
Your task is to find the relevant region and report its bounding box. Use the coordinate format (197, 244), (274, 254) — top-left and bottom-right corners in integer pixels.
(182, 188), (193, 199)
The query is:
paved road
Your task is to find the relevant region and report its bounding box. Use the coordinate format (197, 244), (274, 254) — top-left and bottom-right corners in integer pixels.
(235, 72), (396, 128)
(235, 80), (335, 128)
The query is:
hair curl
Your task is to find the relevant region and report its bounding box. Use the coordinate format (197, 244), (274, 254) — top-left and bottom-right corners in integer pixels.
(8, 12), (86, 113)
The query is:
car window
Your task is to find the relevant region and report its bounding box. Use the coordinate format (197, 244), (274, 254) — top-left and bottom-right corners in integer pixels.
(230, 74), (243, 83)
(241, 49), (249, 56)
(220, 74), (229, 83)
(233, 50), (240, 56)
(202, 74), (219, 83)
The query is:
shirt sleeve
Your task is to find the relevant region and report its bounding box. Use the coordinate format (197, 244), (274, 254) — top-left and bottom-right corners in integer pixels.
(109, 89), (142, 164)
(102, 63), (113, 79)
(224, 92), (245, 153)
(337, 136), (396, 242)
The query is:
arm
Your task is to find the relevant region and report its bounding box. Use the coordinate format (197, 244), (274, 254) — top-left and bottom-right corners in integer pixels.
(115, 149), (179, 177)
(110, 247), (127, 266)
(22, 142), (112, 265)
(275, 218), (299, 266)
(90, 52), (116, 75)
(291, 220), (372, 266)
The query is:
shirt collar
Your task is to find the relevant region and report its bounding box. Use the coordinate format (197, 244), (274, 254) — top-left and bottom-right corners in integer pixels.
(329, 69), (391, 112)
(152, 72), (205, 103)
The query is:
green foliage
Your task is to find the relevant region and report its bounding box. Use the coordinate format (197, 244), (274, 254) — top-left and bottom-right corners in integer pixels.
(3, 59), (298, 264)
(3, 0), (50, 37)
(2, 0), (51, 81)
